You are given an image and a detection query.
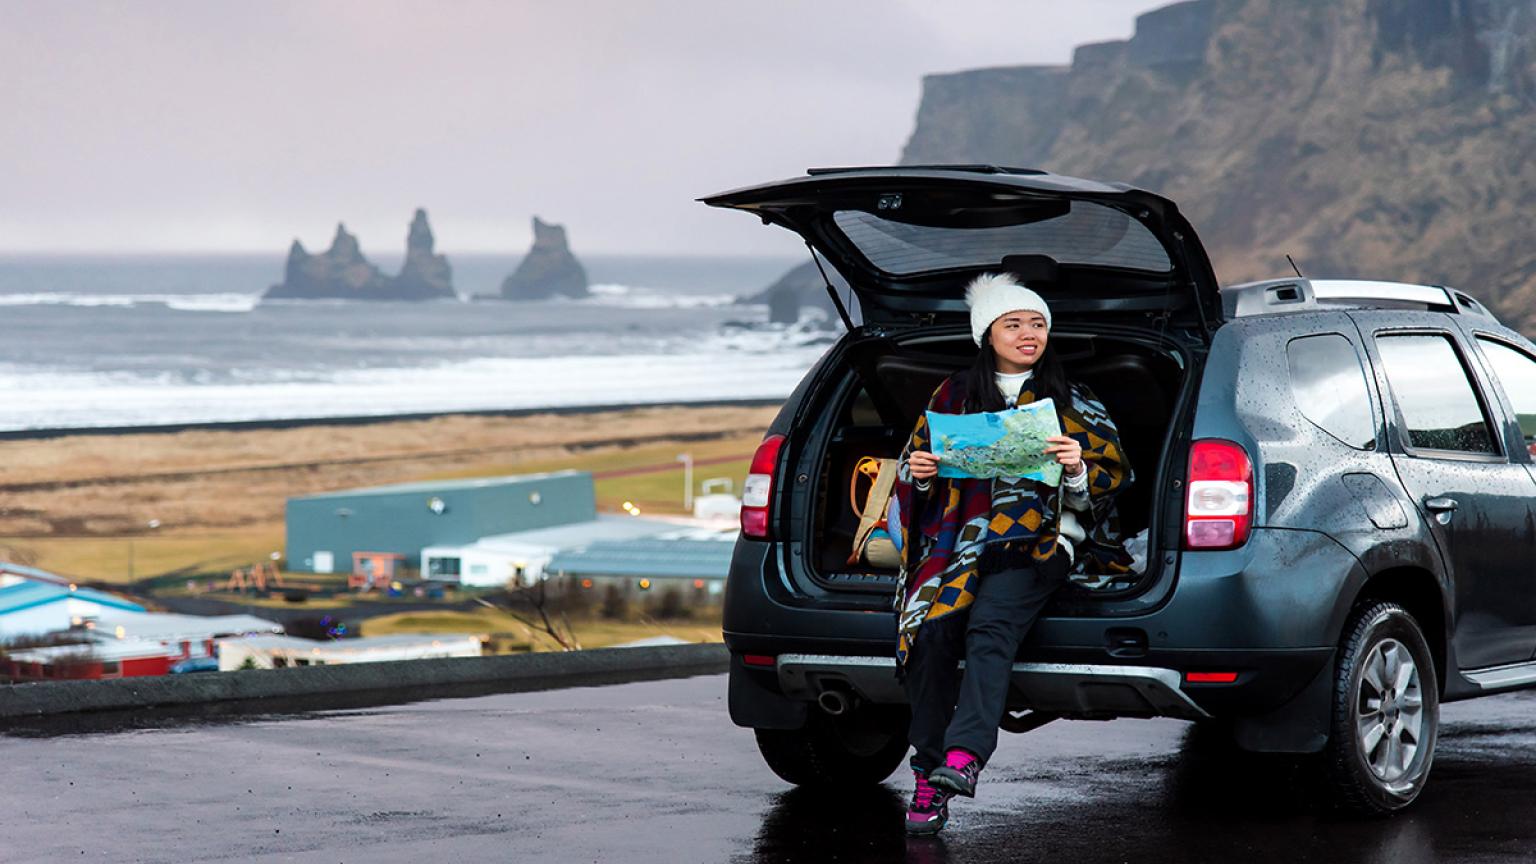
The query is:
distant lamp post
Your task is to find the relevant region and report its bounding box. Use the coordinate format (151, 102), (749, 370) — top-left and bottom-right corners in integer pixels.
(677, 453), (694, 512)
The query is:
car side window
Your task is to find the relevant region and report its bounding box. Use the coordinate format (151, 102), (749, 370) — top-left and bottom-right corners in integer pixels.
(1375, 334), (1496, 454)
(1477, 338), (1536, 453)
(1287, 334), (1376, 449)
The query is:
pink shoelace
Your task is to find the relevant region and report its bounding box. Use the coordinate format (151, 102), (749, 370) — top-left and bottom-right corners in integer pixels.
(912, 772), (940, 808)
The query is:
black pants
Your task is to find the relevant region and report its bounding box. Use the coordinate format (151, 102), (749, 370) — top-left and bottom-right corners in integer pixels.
(903, 555), (1069, 772)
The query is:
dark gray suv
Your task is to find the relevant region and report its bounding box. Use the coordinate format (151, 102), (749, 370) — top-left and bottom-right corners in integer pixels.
(704, 166), (1536, 815)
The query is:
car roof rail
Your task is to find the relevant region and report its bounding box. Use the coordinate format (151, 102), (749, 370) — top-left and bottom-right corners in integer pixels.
(1222, 278), (1500, 323)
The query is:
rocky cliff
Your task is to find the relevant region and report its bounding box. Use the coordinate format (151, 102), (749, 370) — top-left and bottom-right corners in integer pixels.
(739, 260), (847, 324)
(499, 217), (588, 300)
(264, 209), (456, 301)
(900, 0), (1536, 332)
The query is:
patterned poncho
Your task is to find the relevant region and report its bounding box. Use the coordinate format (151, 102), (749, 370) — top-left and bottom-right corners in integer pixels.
(892, 373), (1134, 667)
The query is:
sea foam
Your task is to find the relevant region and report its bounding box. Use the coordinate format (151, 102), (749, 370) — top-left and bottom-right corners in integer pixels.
(0, 292), (260, 313)
(0, 340), (829, 432)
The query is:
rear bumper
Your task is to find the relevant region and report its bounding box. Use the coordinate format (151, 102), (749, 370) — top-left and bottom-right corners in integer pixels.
(726, 528), (1365, 652)
(776, 653), (1210, 720)
(725, 528), (1359, 737)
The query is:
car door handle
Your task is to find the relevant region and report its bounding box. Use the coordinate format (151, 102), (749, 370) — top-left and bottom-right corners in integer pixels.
(1423, 497), (1459, 513)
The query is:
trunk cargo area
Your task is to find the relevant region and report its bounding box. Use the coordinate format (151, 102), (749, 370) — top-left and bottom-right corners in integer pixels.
(804, 327), (1192, 598)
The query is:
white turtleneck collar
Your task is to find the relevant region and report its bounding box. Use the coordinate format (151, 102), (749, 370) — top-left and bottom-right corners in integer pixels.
(995, 368), (1034, 404)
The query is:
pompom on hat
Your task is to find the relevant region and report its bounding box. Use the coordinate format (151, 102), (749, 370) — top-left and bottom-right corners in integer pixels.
(964, 272), (1051, 346)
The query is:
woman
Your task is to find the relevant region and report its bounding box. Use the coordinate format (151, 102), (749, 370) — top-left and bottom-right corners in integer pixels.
(895, 272), (1133, 836)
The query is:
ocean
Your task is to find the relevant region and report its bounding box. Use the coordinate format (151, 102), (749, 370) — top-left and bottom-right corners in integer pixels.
(0, 253), (832, 433)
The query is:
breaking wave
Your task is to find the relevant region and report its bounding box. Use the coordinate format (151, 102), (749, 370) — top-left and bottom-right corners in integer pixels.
(0, 292), (260, 313)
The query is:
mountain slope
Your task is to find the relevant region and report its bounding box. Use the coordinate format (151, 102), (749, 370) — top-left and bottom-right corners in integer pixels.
(901, 0), (1536, 332)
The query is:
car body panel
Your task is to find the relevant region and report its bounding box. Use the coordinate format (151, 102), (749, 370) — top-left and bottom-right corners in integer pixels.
(724, 526), (1357, 730)
(1352, 310), (1536, 670)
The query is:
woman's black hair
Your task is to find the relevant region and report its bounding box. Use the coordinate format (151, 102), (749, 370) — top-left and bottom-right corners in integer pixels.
(962, 332), (1072, 414)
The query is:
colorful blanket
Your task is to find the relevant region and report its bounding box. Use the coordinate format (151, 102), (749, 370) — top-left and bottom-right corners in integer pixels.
(892, 374), (1134, 667)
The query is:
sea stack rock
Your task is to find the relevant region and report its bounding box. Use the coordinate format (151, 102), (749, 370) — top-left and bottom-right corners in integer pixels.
(264, 210), (456, 301)
(500, 217), (588, 300)
(393, 208), (455, 300)
(765, 283), (801, 325)
(265, 224), (391, 300)
(742, 260), (846, 324)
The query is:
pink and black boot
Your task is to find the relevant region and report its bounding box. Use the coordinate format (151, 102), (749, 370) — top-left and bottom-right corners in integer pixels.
(905, 769), (952, 836)
(927, 749), (982, 798)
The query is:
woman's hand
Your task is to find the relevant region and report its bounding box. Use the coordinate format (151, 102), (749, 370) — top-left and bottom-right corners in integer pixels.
(1044, 435), (1085, 476)
(908, 450), (940, 481)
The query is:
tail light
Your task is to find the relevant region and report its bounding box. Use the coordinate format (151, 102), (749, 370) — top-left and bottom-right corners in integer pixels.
(1184, 439), (1253, 550)
(741, 434), (786, 539)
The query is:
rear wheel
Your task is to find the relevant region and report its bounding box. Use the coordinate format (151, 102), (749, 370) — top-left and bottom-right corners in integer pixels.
(754, 706), (910, 787)
(1322, 601), (1438, 815)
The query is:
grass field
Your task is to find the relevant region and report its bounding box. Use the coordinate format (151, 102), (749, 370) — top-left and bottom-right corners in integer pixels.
(0, 528), (286, 586)
(0, 405), (771, 585)
(424, 435), (756, 516)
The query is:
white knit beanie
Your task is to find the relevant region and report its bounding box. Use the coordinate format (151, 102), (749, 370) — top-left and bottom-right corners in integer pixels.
(965, 273), (1052, 346)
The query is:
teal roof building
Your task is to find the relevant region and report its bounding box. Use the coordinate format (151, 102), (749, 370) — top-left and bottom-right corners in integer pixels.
(0, 580), (145, 617)
(0, 569), (148, 638)
(284, 471), (595, 573)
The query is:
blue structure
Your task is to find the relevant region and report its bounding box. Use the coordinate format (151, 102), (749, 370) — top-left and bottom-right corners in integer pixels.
(546, 537), (735, 581)
(284, 471), (595, 573)
(545, 533), (736, 604)
(0, 572), (148, 638)
(0, 580), (146, 617)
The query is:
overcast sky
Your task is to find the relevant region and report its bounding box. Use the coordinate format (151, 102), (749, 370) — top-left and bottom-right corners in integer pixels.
(0, 1), (1167, 256)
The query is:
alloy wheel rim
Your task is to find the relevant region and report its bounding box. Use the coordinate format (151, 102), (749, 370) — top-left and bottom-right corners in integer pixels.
(1356, 637), (1425, 786)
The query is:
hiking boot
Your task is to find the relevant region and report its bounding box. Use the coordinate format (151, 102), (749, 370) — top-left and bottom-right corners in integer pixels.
(905, 769), (951, 836)
(928, 749), (982, 798)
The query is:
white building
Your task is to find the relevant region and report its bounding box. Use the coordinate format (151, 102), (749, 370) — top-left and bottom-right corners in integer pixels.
(1, 562), (284, 674)
(92, 611), (284, 664)
(0, 577), (148, 639)
(421, 514), (682, 588)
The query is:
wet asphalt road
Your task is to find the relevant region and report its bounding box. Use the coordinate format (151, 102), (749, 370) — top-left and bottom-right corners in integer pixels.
(4, 673), (1536, 863)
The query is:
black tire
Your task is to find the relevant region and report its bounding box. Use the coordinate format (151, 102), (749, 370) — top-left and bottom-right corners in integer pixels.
(1321, 601), (1439, 815)
(753, 707), (910, 787)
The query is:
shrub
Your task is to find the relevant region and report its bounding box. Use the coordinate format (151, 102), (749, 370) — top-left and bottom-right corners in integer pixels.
(653, 587), (689, 621)
(559, 579), (592, 615)
(600, 584), (628, 620)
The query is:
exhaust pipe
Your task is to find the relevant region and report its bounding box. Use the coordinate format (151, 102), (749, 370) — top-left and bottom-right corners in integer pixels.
(816, 687), (858, 716)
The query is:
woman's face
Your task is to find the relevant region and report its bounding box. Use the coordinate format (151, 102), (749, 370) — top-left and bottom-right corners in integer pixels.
(989, 310), (1049, 373)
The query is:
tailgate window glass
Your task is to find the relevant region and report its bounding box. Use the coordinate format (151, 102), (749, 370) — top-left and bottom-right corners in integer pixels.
(1376, 334), (1496, 454)
(833, 201), (1171, 275)
(1477, 338), (1536, 452)
(1287, 334), (1375, 449)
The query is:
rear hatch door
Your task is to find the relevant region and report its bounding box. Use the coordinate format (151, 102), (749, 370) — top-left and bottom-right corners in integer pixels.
(702, 165), (1222, 338)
